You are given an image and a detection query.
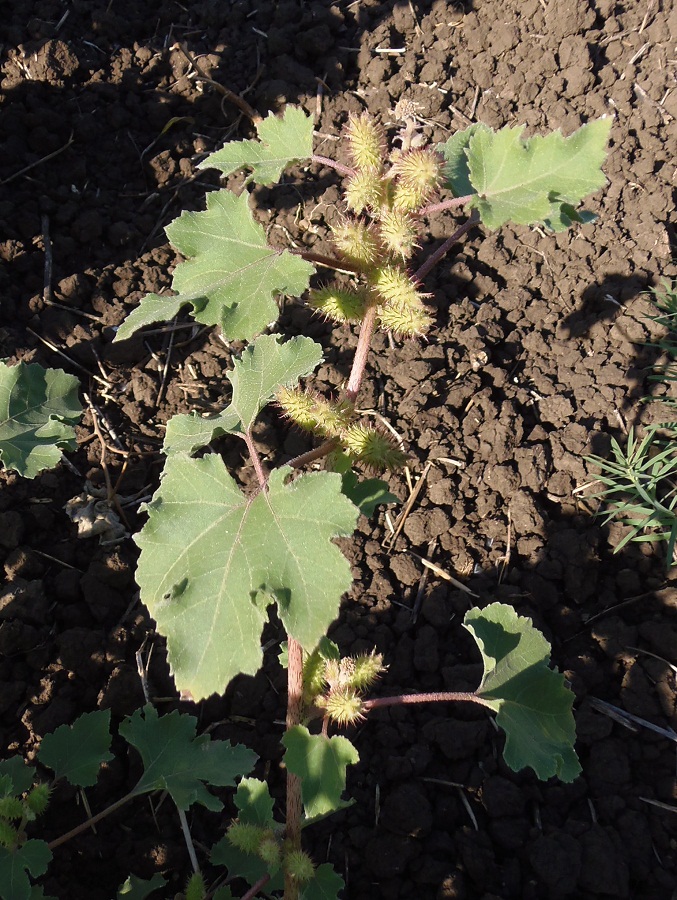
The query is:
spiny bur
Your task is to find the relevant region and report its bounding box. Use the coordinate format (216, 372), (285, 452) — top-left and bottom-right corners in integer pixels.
(258, 834), (282, 869)
(0, 819), (18, 851)
(378, 297), (434, 338)
(277, 387), (354, 438)
(342, 424), (407, 471)
(284, 848), (316, 883)
(227, 822), (268, 854)
(392, 147), (442, 210)
(346, 112), (385, 172)
(348, 651), (386, 691)
(378, 208), (419, 260)
(345, 169), (384, 215)
(322, 686), (365, 726)
(332, 220), (380, 267)
(308, 286), (369, 324)
(184, 871), (206, 900)
(25, 783), (50, 818)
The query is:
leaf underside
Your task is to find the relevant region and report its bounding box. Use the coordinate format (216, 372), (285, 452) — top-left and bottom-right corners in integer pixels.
(464, 602), (581, 782)
(114, 190), (314, 344)
(134, 461), (358, 699)
(0, 362), (82, 478)
(441, 118), (611, 230)
(200, 106), (315, 185)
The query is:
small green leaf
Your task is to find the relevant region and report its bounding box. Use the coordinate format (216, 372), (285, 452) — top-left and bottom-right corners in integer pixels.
(464, 603), (581, 782)
(120, 705), (256, 811)
(135, 460), (358, 699)
(0, 840), (51, 900)
(234, 778), (275, 828)
(201, 107), (314, 185)
(0, 760), (36, 798)
(227, 334), (323, 433)
(282, 726), (359, 819)
(116, 873), (167, 899)
(0, 362), (82, 478)
(341, 471), (398, 517)
(115, 190), (315, 344)
(453, 118), (611, 229)
(38, 710), (113, 788)
(163, 409), (241, 456)
(300, 864), (344, 900)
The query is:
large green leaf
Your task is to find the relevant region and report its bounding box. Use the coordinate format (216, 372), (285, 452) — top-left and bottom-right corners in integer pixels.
(0, 841), (51, 900)
(38, 710), (113, 788)
(464, 603), (581, 782)
(201, 106), (314, 185)
(282, 726), (358, 819)
(439, 124), (486, 198)
(135, 461), (358, 699)
(114, 190), (315, 343)
(0, 362), (81, 478)
(0, 759), (36, 798)
(440, 118), (611, 229)
(120, 705), (256, 810)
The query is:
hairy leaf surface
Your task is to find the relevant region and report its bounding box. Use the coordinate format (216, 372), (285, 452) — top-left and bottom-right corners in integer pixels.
(0, 362), (82, 478)
(464, 603), (581, 781)
(115, 190), (314, 343)
(38, 710), (113, 787)
(440, 118), (611, 229)
(201, 106), (314, 185)
(135, 460), (358, 699)
(282, 726), (358, 818)
(120, 705), (256, 810)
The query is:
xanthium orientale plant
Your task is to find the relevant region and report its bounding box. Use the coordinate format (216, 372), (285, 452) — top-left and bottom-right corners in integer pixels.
(3, 104), (611, 899)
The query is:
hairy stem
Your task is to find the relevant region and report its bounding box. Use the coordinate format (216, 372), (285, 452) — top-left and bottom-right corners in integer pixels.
(241, 874), (272, 900)
(47, 789), (137, 850)
(293, 249), (361, 274)
(362, 690), (493, 712)
(420, 194), (475, 216)
(244, 429), (268, 492)
(287, 437), (338, 470)
(284, 637), (305, 900)
(413, 210), (480, 283)
(345, 303), (379, 402)
(312, 154), (356, 177)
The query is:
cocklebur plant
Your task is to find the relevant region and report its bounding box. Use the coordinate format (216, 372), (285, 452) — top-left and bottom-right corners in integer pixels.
(106, 104), (611, 898)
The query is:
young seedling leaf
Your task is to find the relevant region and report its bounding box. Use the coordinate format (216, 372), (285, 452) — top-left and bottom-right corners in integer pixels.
(0, 759), (36, 798)
(340, 471), (398, 517)
(163, 409), (241, 456)
(37, 709), (113, 788)
(134, 460), (358, 699)
(299, 864), (344, 900)
(120, 705), (256, 811)
(210, 838), (284, 892)
(234, 778), (275, 828)
(226, 334), (323, 432)
(0, 362), (82, 479)
(200, 106), (314, 185)
(460, 118), (611, 229)
(282, 726), (359, 819)
(114, 190), (314, 344)
(439, 123), (487, 198)
(116, 873), (167, 899)
(464, 603), (581, 782)
(0, 840), (51, 900)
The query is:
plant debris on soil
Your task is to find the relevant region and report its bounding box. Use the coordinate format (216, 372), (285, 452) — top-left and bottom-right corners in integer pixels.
(1, 1), (677, 898)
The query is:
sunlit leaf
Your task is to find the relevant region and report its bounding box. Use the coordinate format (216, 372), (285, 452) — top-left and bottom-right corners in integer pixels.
(464, 603), (581, 781)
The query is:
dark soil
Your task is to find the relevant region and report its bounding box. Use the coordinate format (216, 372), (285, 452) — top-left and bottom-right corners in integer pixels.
(2, 1), (677, 898)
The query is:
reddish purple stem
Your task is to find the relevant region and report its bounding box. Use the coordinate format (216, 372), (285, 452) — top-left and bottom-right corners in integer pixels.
(413, 211), (480, 283)
(362, 690), (493, 712)
(312, 154), (356, 177)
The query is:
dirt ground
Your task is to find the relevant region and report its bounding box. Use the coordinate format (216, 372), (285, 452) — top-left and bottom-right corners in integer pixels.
(1, 0), (677, 897)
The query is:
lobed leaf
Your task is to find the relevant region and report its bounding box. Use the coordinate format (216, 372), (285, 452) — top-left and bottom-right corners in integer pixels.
(38, 710), (113, 788)
(440, 118), (611, 229)
(281, 726), (358, 819)
(0, 362), (82, 479)
(299, 864), (344, 900)
(0, 760), (36, 798)
(0, 840), (51, 900)
(233, 777), (275, 828)
(134, 460), (359, 699)
(210, 838), (284, 893)
(163, 409), (240, 456)
(201, 106), (314, 185)
(114, 190), (315, 344)
(464, 603), (581, 782)
(120, 705), (256, 811)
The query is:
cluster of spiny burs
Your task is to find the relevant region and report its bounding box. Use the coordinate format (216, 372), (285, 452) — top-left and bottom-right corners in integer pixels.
(226, 649), (384, 881)
(278, 112), (443, 471)
(0, 782), (50, 851)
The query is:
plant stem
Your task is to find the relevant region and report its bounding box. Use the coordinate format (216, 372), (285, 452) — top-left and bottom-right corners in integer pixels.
(420, 195), (475, 216)
(47, 789), (138, 850)
(345, 303), (379, 402)
(312, 154), (356, 177)
(362, 690), (493, 712)
(241, 874), (272, 900)
(293, 249), (361, 274)
(284, 637), (304, 900)
(413, 210), (480, 283)
(244, 429), (268, 492)
(287, 437), (338, 470)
